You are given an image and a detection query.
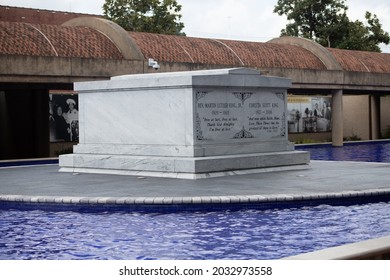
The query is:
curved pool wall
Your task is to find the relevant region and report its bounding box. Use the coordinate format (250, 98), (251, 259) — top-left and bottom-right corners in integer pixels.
(284, 235), (390, 260)
(1, 189), (390, 213)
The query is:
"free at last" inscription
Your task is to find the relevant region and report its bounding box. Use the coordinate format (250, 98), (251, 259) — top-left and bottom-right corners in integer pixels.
(195, 90), (286, 141)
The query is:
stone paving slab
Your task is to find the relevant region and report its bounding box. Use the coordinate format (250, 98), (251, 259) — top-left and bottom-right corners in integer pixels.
(0, 160), (390, 208)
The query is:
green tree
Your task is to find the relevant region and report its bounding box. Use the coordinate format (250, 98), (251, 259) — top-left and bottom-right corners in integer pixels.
(103, 0), (185, 35)
(274, 0), (390, 52)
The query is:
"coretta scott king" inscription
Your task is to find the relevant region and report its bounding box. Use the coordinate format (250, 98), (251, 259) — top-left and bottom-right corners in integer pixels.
(195, 90), (286, 141)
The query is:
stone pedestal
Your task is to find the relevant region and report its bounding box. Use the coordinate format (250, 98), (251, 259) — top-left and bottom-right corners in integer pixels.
(59, 68), (309, 179)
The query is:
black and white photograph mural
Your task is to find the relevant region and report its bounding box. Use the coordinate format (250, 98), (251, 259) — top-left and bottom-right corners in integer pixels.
(287, 96), (332, 133)
(49, 92), (79, 142)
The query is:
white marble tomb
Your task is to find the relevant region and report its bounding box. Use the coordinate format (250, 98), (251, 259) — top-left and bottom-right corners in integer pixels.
(59, 68), (310, 179)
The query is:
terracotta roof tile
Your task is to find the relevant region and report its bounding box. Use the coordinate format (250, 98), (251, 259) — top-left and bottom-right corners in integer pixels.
(129, 32), (327, 70)
(328, 48), (390, 73)
(0, 21), (54, 56)
(2, 6), (390, 74)
(129, 32), (243, 65)
(219, 39), (327, 69)
(0, 21), (123, 59)
(0, 5), (101, 25)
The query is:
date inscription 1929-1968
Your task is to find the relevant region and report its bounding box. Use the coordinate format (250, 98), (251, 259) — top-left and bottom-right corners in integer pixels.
(196, 90), (286, 141)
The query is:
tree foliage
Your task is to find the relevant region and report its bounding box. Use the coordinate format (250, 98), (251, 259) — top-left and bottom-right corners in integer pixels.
(103, 0), (185, 35)
(274, 0), (390, 52)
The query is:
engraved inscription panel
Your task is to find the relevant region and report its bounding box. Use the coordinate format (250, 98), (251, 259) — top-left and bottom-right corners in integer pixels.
(195, 90), (286, 142)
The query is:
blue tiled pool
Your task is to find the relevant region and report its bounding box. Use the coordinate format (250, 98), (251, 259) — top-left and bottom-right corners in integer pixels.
(296, 140), (390, 162)
(1, 202), (390, 260)
(1, 140), (390, 260)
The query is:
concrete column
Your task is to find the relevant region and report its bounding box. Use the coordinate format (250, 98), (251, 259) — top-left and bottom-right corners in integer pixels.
(370, 95), (380, 139)
(332, 89), (343, 146)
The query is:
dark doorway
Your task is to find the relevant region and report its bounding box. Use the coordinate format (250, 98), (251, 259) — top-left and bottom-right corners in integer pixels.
(0, 83), (72, 160)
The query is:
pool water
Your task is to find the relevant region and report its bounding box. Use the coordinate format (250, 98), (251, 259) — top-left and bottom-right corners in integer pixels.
(1, 141), (390, 260)
(296, 141), (390, 162)
(1, 202), (390, 260)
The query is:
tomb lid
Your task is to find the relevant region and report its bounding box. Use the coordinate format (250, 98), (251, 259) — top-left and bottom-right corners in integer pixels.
(111, 67), (260, 80)
(75, 68), (291, 92)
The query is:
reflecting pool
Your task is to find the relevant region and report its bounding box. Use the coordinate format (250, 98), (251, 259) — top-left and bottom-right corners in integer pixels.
(1, 201), (390, 260)
(296, 141), (390, 162)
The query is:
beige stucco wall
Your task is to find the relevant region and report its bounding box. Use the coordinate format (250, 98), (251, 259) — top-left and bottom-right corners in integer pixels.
(343, 95), (370, 140)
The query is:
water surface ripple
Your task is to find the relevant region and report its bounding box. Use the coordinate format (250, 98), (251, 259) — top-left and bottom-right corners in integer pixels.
(1, 202), (390, 259)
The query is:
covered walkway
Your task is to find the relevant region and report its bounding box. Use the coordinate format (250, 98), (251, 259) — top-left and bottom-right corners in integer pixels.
(1, 5), (390, 160)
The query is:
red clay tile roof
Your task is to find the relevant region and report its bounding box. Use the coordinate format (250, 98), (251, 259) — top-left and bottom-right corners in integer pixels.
(129, 32), (327, 70)
(218, 39), (327, 69)
(128, 32), (241, 65)
(2, 6), (390, 74)
(0, 5), (101, 25)
(0, 21), (123, 59)
(328, 48), (390, 73)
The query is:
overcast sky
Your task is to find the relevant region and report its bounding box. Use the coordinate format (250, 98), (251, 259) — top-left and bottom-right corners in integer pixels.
(2, 0), (390, 52)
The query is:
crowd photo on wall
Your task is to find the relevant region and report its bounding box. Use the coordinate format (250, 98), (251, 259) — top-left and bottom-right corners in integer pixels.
(287, 96), (332, 133)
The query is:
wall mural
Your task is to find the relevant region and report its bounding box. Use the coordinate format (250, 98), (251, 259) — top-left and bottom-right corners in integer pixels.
(287, 96), (332, 133)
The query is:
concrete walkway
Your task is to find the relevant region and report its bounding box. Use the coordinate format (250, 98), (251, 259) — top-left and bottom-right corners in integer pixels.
(1, 160), (390, 210)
